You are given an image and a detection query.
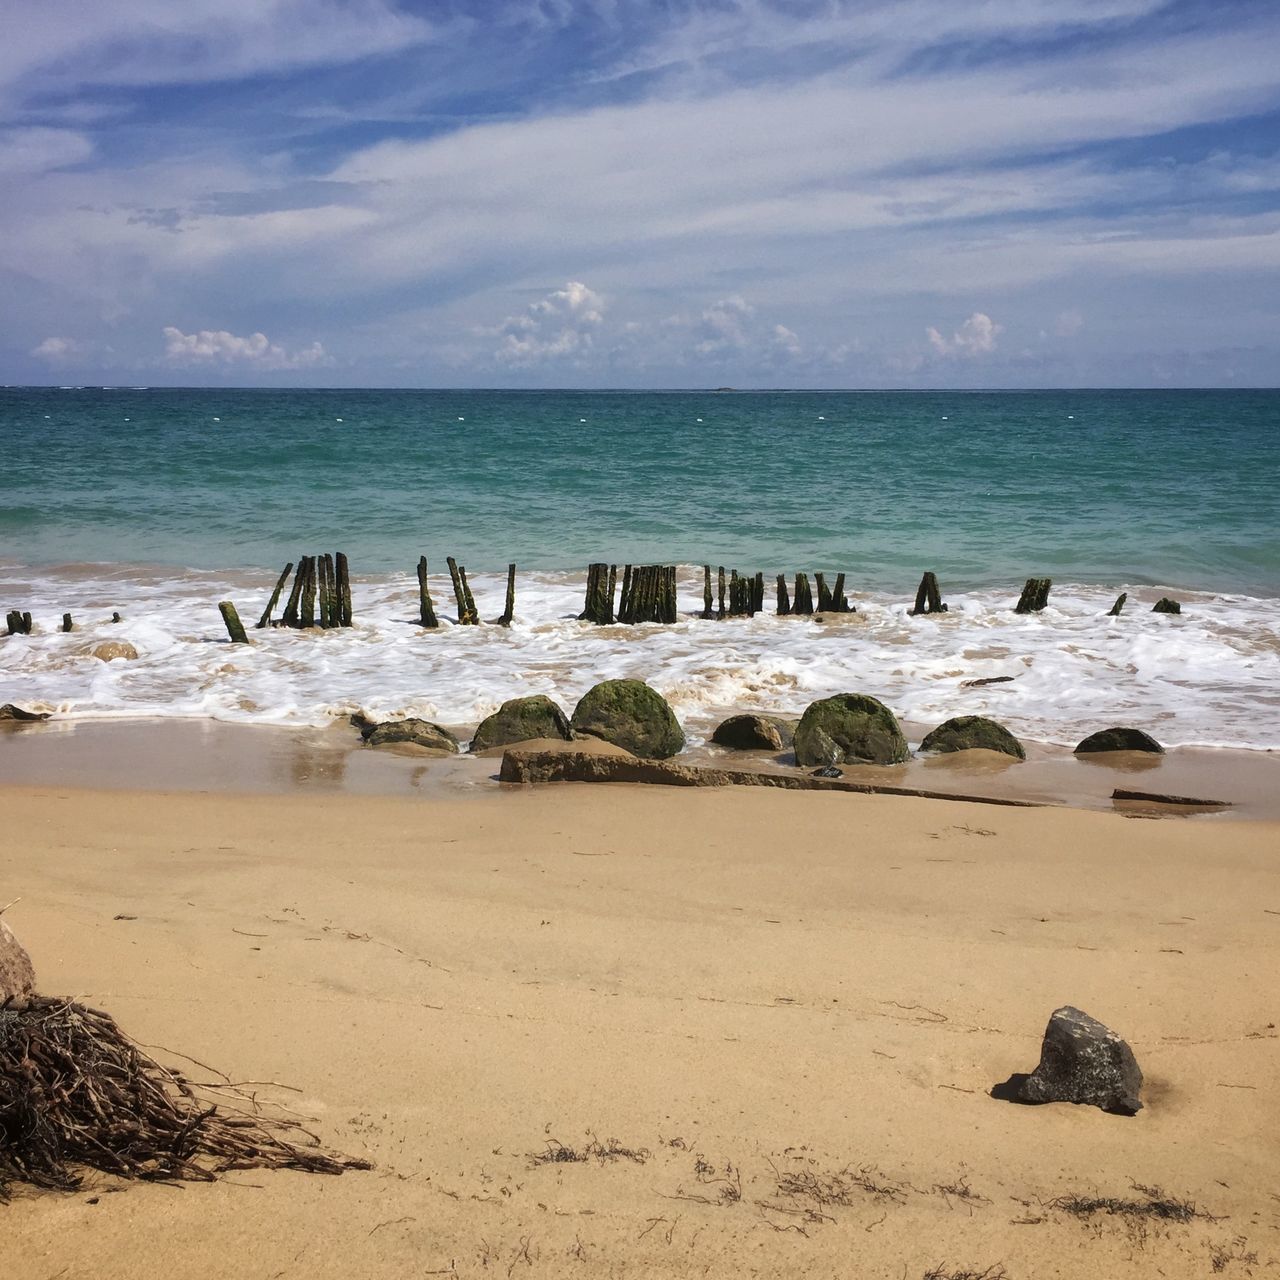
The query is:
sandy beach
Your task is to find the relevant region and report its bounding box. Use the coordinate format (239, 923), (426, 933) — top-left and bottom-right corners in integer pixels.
(3, 770), (1277, 1278)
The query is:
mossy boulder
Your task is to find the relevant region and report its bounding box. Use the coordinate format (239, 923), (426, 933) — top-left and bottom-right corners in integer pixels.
(470, 695), (572, 753)
(711, 714), (795, 752)
(793, 693), (909, 766)
(1074, 727), (1164, 755)
(570, 679), (684, 759)
(91, 641), (138, 662)
(363, 718), (459, 755)
(920, 715), (1025, 760)
(0, 704), (49, 722)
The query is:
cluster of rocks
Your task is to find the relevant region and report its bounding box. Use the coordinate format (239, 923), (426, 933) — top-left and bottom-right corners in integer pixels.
(354, 681), (1166, 766)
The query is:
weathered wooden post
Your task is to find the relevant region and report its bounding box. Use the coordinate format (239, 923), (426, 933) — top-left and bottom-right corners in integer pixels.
(752, 572), (765, 615)
(256, 562), (295, 629)
(618, 564), (633, 623)
(1014, 577), (1051, 614)
(317, 554), (333, 628)
(581, 563), (615, 624)
(776, 575), (791, 615)
(417, 556), (439, 628)
(218, 601), (249, 644)
(717, 566), (726, 619)
(606, 564), (616, 623)
(815, 573), (833, 613)
(702, 566), (713, 620)
(498, 563), (516, 626)
(300, 556), (317, 628)
(830, 573), (851, 613)
(909, 571), (946, 616)
(280, 561), (305, 628)
(446, 556), (479, 625)
(336, 551), (353, 626)
(5, 611), (21, 636)
(61, 613), (73, 633)
(793, 573), (814, 615)
(1107, 592), (1127, 617)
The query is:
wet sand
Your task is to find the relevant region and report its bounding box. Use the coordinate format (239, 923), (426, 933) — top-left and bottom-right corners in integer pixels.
(1, 716), (1277, 818)
(1, 770), (1278, 1278)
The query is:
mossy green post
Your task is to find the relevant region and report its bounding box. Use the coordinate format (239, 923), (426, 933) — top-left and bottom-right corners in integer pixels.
(793, 693), (909, 766)
(335, 552), (353, 626)
(61, 613), (73, 632)
(299, 556), (317, 628)
(571, 678), (685, 759)
(280, 559), (305, 627)
(499, 563), (516, 626)
(416, 556), (438, 628)
(218, 600), (249, 644)
(1107, 592), (1127, 617)
(793, 573), (814, 615)
(776, 574), (791, 615)
(910, 572), (946, 616)
(702, 566), (713, 619)
(1015, 577), (1051, 614)
(256, 562), (295, 629)
(920, 715), (1025, 760)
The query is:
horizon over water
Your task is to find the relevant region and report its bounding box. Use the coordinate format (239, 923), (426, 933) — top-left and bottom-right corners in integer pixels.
(2, 386), (1278, 750)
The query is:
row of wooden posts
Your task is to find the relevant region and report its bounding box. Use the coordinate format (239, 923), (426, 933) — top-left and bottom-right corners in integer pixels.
(5, 561), (1180, 644)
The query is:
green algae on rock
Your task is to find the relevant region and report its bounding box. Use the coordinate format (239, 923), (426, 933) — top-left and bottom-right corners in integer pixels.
(793, 693), (909, 766)
(570, 679), (684, 759)
(363, 718), (460, 755)
(1074, 727), (1164, 754)
(471, 695), (572, 753)
(920, 715), (1026, 760)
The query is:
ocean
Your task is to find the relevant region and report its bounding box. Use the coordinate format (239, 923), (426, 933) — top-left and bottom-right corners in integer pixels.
(2, 386), (1278, 749)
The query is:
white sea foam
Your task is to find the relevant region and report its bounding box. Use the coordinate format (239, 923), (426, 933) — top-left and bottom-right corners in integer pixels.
(1, 563), (1278, 749)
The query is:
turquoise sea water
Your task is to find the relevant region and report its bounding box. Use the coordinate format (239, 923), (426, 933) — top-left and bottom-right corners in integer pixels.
(3, 387), (1278, 592)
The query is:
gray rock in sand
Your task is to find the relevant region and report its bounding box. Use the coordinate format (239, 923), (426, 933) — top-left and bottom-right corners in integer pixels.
(793, 693), (909, 767)
(0, 704), (50, 722)
(363, 718), (460, 755)
(1016, 1006), (1143, 1115)
(1, 918), (37, 1005)
(711, 714), (795, 752)
(1074, 727), (1164, 755)
(470, 695), (572, 753)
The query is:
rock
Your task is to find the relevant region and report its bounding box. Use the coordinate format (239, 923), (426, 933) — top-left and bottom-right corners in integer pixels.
(711, 714), (795, 752)
(0, 704), (49, 722)
(811, 765), (843, 779)
(920, 715), (1026, 760)
(91, 641), (138, 662)
(792, 693), (909, 767)
(570, 679), (685, 760)
(470, 695), (572, 753)
(1015, 1006), (1143, 1115)
(1152, 597), (1181, 614)
(0, 918), (36, 1005)
(363, 718), (460, 755)
(474, 735), (634, 761)
(1074, 727), (1164, 755)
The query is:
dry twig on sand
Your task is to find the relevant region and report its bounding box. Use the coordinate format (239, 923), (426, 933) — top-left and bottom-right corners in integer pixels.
(0, 996), (368, 1199)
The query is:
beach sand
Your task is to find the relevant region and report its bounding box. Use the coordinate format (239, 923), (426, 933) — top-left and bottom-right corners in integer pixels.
(2, 776), (1278, 1278)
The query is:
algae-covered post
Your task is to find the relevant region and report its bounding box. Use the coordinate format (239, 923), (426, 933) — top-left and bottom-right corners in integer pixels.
(830, 572), (851, 613)
(416, 556), (439, 629)
(793, 572), (814, 615)
(815, 573), (833, 612)
(316, 554), (333, 628)
(299, 556), (317, 628)
(1107, 592), (1127, 617)
(717, 566), (726, 619)
(776, 574), (791, 615)
(256, 562), (295, 629)
(280, 560), (305, 628)
(702, 565), (713, 620)
(61, 613), (73, 633)
(606, 564), (616, 623)
(323, 553), (339, 628)
(1153, 597), (1182, 614)
(909, 571), (946, 616)
(218, 601), (249, 644)
(335, 552), (353, 626)
(5, 610), (24, 636)
(580, 563), (613, 625)
(1014, 577), (1052, 614)
(618, 564), (633, 622)
(498, 563), (516, 626)
(446, 556), (479, 625)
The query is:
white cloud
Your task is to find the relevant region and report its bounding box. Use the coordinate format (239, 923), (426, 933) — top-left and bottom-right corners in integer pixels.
(489, 281), (606, 365)
(927, 312), (1002, 357)
(162, 326), (331, 369)
(0, 127), (91, 176)
(31, 336), (81, 361)
(694, 296), (754, 354)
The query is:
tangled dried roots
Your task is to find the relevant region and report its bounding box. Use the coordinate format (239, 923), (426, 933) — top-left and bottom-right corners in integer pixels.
(1, 997), (369, 1200)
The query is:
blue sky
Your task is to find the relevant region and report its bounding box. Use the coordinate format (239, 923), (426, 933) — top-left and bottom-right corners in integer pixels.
(3, 0), (1280, 387)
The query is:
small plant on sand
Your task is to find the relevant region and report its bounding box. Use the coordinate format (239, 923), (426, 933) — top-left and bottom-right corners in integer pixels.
(1049, 1183), (1205, 1224)
(922, 1267), (1008, 1280)
(529, 1133), (650, 1168)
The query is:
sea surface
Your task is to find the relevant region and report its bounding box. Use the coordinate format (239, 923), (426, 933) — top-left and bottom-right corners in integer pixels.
(2, 387), (1278, 749)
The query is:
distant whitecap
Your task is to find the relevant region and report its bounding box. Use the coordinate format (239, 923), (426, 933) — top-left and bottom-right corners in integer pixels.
(458, 416), (465, 421)
(818, 415), (825, 420)
(212, 417), (220, 422)
(579, 418), (586, 423)
(335, 417), (343, 422)
(695, 418), (703, 423)
(942, 416), (949, 420)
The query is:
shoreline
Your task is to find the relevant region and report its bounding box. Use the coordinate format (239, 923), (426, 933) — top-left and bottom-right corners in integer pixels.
(2, 716), (1278, 818)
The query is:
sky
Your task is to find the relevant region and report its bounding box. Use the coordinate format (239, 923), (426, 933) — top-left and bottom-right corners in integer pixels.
(3, 0), (1280, 388)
